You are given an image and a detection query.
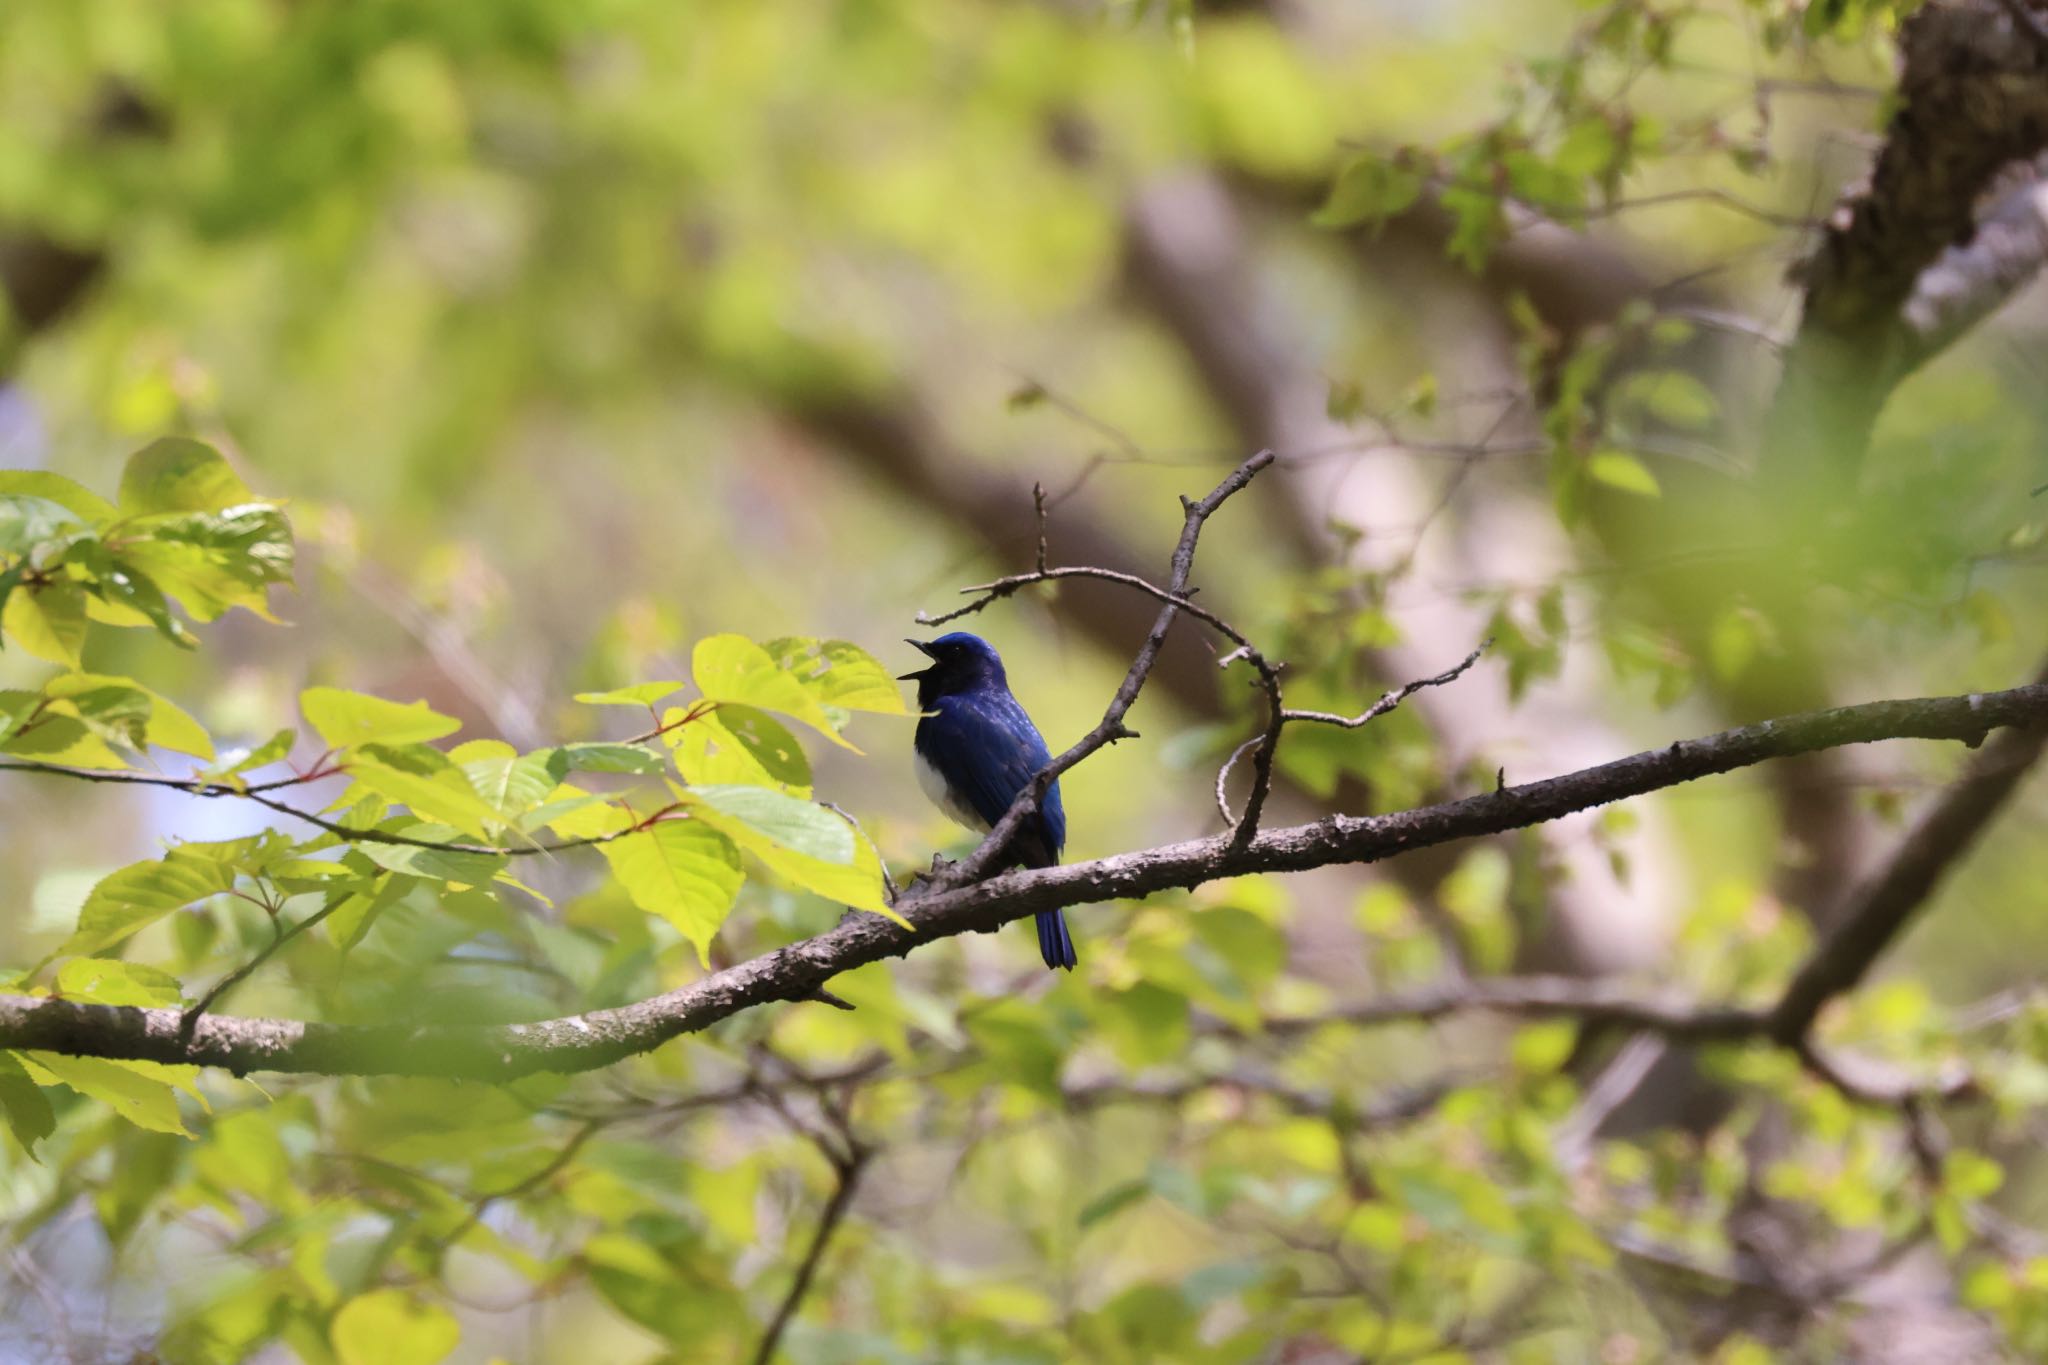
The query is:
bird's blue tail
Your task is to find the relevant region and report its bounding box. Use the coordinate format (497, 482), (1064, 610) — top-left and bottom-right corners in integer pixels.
(1035, 909), (1077, 971)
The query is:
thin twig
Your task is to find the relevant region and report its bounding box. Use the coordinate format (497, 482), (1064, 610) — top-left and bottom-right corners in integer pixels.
(0, 758), (686, 858)
(1032, 481), (1048, 574)
(440, 1120), (602, 1251)
(178, 897), (344, 1042)
(1215, 640), (1490, 829)
(748, 1145), (870, 1365)
(1280, 640), (1491, 731)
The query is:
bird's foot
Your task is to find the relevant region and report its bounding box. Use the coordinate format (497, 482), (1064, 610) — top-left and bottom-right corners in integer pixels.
(905, 853), (955, 889)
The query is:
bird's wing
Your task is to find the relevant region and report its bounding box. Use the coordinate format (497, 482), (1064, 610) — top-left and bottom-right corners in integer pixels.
(920, 693), (1063, 859)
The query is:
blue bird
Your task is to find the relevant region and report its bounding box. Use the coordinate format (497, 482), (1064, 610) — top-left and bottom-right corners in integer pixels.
(900, 632), (1075, 970)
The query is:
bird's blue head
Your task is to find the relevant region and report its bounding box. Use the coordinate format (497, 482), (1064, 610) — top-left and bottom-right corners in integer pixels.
(900, 632), (1007, 707)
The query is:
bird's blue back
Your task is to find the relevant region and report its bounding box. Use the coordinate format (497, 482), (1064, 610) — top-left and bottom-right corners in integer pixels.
(914, 687), (1066, 866)
(905, 631), (1075, 969)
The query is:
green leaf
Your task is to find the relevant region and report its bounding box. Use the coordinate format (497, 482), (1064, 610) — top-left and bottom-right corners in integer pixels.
(535, 783), (633, 840)
(671, 705), (812, 794)
(346, 746), (504, 841)
(139, 690), (215, 760)
(685, 784), (853, 862)
(1554, 115), (1622, 180)
(64, 540), (198, 646)
(1510, 1020), (1578, 1073)
(0, 562), (24, 636)
(683, 785), (895, 917)
(693, 634), (858, 750)
(326, 874), (412, 954)
(213, 727), (297, 780)
(761, 637), (911, 716)
(1614, 370), (1717, 431)
(1313, 155), (1425, 229)
(55, 959), (184, 1007)
(573, 681), (686, 707)
(1944, 1150), (2005, 1201)
(44, 674), (214, 760)
(555, 742), (665, 775)
(1079, 1179), (1152, 1229)
(0, 498), (89, 558)
(457, 743), (569, 817)
(1587, 450), (1661, 499)
(302, 687), (462, 750)
(119, 504), (295, 621)
(0, 712), (129, 769)
(117, 438), (255, 516)
(600, 822), (744, 965)
(331, 1289), (461, 1365)
(0, 1053), (55, 1157)
(40, 676), (152, 752)
(63, 844), (249, 956)
(19, 1053), (189, 1137)
(359, 829), (507, 885)
(0, 471), (116, 523)
(3, 581), (89, 666)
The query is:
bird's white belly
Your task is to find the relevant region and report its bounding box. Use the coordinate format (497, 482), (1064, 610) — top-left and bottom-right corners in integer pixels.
(916, 750), (990, 833)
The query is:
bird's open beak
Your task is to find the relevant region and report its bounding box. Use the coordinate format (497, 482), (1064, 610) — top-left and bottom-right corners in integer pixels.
(898, 638), (935, 680)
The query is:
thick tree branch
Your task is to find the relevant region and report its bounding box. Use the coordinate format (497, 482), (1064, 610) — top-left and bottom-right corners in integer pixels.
(1898, 153), (2048, 369)
(1, 681), (2043, 1079)
(1769, 663), (2048, 1042)
(1765, 0), (2048, 481)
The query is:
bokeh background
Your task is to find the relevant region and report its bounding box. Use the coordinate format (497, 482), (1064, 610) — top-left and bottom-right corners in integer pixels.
(4, 1), (2047, 1361)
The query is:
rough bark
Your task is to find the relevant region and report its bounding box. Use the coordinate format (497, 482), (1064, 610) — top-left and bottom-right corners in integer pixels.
(1765, 0), (2048, 483)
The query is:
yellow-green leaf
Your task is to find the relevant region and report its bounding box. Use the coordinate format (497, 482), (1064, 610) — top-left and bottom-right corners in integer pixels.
(302, 687), (462, 750)
(1587, 450), (1661, 499)
(141, 689), (214, 760)
(671, 705), (811, 794)
(762, 637), (911, 716)
(117, 437), (255, 516)
(3, 582), (88, 666)
(331, 1290), (460, 1365)
(55, 959), (184, 1007)
(347, 750), (504, 841)
(0, 1053), (54, 1157)
(0, 471), (115, 523)
(326, 874), (413, 954)
(686, 784), (852, 862)
(693, 634), (857, 750)
(63, 846), (244, 956)
(458, 745), (568, 818)
(359, 829), (507, 885)
(45, 673), (214, 760)
(600, 822), (744, 965)
(683, 785), (896, 919)
(20, 1053), (190, 1137)
(535, 783), (633, 840)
